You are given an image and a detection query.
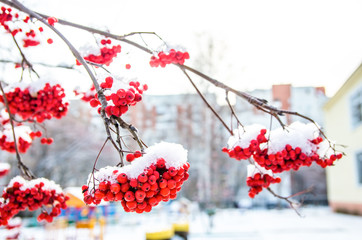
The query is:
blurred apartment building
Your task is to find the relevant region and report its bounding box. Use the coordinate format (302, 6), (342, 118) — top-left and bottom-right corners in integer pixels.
(127, 84), (329, 207)
(324, 64), (362, 215)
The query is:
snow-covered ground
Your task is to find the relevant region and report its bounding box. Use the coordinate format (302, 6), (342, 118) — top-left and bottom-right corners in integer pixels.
(2, 207), (362, 240)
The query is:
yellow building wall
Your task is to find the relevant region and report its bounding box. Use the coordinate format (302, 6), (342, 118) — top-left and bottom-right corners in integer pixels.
(324, 65), (362, 213)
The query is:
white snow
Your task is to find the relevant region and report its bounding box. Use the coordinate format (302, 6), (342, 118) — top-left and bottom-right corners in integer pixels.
(6, 176), (63, 194)
(7, 217), (22, 227)
(78, 42), (102, 57)
(155, 43), (188, 54)
(227, 124), (266, 149)
(87, 142), (188, 192)
(0, 162), (10, 171)
(1, 124), (33, 143)
(316, 140), (341, 158)
(4, 78), (58, 95)
(247, 163), (273, 177)
(1, 207), (361, 240)
(266, 122), (320, 155)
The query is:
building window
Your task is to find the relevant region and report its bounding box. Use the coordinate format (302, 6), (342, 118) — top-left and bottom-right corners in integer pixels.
(350, 90), (362, 127)
(357, 152), (362, 185)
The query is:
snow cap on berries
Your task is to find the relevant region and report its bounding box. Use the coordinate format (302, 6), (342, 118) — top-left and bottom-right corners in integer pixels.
(266, 121), (320, 155)
(0, 163), (10, 172)
(7, 176), (63, 194)
(247, 163), (273, 177)
(87, 142), (188, 190)
(1, 124), (33, 143)
(227, 124), (266, 149)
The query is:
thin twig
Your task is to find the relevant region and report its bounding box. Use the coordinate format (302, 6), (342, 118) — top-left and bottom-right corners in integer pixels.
(0, 80), (35, 179)
(0, 59), (75, 69)
(111, 116), (124, 167)
(266, 186), (313, 217)
(180, 68), (232, 135)
(115, 117), (145, 151)
(88, 138), (108, 189)
(225, 91), (244, 131)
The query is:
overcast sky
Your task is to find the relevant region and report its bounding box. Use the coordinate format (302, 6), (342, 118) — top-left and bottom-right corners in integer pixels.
(24, 0), (362, 96)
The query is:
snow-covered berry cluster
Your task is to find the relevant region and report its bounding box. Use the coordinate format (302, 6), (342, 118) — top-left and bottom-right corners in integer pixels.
(88, 76), (147, 117)
(0, 176), (68, 225)
(0, 80), (68, 123)
(0, 110), (43, 153)
(0, 124), (41, 153)
(224, 122), (342, 172)
(150, 49), (190, 67)
(223, 122), (343, 198)
(83, 142), (189, 213)
(1, 6), (54, 47)
(246, 164), (281, 198)
(252, 122), (343, 173)
(76, 39), (121, 66)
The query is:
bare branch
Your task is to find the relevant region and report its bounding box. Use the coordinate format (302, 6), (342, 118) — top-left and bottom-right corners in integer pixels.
(0, 59), (75, 70)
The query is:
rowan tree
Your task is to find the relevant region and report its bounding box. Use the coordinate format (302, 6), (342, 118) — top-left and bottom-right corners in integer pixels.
(0, 0), (344, 225)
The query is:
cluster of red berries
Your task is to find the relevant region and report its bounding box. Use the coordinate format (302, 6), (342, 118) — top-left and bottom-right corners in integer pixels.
(224, 128), (343, 174)
(149, 49), (190, 67)
(83, 159), (190, 213)
(222, 129), (267, 160)
(1, 6), (54, 48)
(0, 6), (19, 32)
(76, 39), (121, 66)
(0, 135), (30, 153)
(88, 77), (147, 118)
(0, 6), (36, 47)
(0, 83), (69, 123)
(253, 137), (343, 173)
(0, 177), (68, 225)
(246, 172), (281, 198)
(0, 129), (41, 153)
